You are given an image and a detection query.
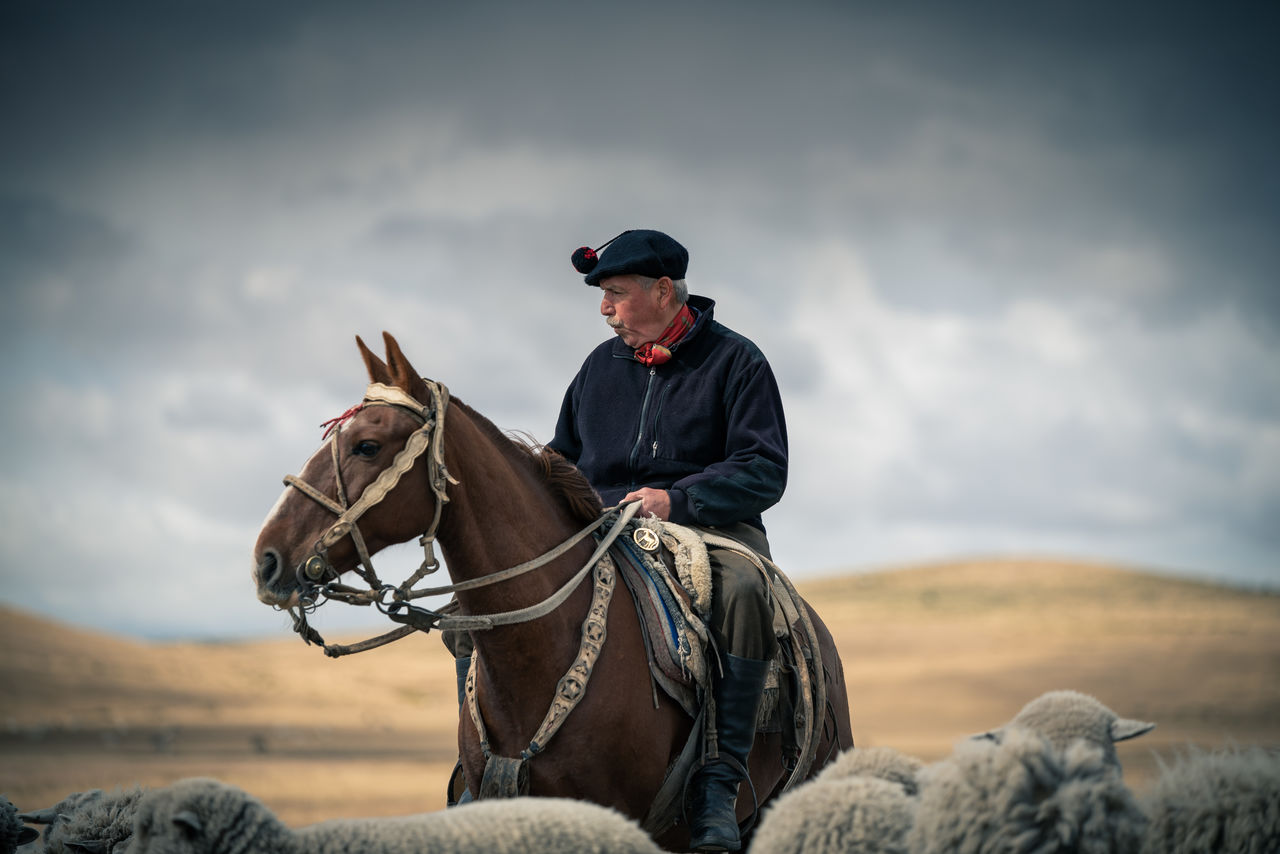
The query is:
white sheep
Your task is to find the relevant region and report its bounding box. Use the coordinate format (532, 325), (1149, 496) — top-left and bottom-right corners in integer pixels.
(906, 726), (1148, 854)
(749, 746), (923, 854)
(749, 776), (914, 854)
(128, 777), (663, 854)
(1140, 744), (1280, 854)
(16, 787), (144, 854)
(977, 689), (1155, 771)
(813, 745), (925, 795)
(2, 795), (39, 854)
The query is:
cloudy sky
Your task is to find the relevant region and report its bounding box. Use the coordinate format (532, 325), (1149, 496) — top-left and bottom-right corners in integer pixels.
(2, 1), (1277, 640)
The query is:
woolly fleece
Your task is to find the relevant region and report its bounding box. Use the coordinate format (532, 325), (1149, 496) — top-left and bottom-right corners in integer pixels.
(815, 745), (924, 795)
(129, 777), (662, 854)
(1140, 745), (1280, 854)
(750, 776), (915, 854)
(908, 727), (1147, 854)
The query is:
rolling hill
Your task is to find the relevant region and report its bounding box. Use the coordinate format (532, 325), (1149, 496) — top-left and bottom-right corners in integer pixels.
(2, 557), (1277, 825)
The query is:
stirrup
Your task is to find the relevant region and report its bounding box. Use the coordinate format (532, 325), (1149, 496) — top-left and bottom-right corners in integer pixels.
(446, 759), (472, 806)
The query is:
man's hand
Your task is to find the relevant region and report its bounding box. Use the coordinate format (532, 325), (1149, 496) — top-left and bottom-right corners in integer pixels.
(621, 487), (671, 521)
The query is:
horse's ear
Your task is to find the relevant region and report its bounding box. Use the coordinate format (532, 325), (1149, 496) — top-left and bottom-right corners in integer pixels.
(382, 332), (432, 401)
(357, 334), (392, 385)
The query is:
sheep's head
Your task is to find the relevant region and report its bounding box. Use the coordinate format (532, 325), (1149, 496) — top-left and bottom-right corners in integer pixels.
(3, 796), (40, 851)
(17, 787), (142, 854)
(975, 690), (1155, 770)
(130, 778), (283, 854)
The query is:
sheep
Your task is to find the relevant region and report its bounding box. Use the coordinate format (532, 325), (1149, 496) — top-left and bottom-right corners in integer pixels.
(977, 689), (1155, 771)
(1140, 744), (1280, 854)
(749, 776), (915, 854)
(17, 786), (145, 854)
(750, 775), (914, 854)
(749, 746), (924, 854)
(2, 796), (39, 854)
(906, 726), (1148, 854)
(128, 777), (663, 854)
(813, 744), (925, 795)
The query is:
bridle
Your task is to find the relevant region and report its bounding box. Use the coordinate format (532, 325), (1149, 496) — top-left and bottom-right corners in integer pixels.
(278, 378), (638, 658)
(283, 380), (456, 597)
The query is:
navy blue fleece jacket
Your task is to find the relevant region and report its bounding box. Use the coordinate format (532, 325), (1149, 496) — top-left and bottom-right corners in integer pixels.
(548, 295), (788, 532)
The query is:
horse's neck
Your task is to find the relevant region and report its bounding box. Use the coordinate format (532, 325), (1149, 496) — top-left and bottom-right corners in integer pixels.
(435, 406), (593, 661)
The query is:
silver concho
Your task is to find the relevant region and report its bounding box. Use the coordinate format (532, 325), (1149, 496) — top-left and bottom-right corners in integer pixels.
(632, 528), (661, 553)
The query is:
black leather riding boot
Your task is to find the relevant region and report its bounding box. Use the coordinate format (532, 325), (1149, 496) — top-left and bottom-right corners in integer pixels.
(688, 653), (770, 852)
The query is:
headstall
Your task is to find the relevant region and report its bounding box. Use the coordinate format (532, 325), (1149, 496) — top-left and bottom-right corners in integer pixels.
(279, 379), (638, 657)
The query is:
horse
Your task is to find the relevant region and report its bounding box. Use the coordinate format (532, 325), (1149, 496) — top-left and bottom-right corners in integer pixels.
(252, 332), (853, 851)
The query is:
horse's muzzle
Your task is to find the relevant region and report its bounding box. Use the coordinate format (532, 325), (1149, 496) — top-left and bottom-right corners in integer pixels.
(254, 548), (299, 607)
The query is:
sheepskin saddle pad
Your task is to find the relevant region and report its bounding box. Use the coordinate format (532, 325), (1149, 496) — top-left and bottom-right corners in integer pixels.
(610, 518), (791, 728)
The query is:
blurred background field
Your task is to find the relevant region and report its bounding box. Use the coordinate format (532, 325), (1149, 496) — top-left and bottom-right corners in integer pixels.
(3, 558), (1277, 826)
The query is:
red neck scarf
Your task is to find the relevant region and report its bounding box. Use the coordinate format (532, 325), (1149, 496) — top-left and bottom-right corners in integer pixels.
(635, 304), (696, 366)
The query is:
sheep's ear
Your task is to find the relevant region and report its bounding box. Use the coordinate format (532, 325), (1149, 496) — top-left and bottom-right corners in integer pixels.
(172, 810), (203, 835)
(1111, 717), (1155, 742)
(969, 729), (1001, 744)
(65, 840), (109, 854)
(18, 826), (39, 845)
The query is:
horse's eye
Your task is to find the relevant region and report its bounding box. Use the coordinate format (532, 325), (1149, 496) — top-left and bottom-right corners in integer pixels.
(353, 440), (380, 458)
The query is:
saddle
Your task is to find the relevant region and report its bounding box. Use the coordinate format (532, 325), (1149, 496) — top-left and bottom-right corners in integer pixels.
(609, 518), (826, 833)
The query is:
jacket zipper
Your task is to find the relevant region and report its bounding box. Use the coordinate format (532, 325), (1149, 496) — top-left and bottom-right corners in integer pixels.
(628, 367), (658, 484)
(650, 383), (671, 458)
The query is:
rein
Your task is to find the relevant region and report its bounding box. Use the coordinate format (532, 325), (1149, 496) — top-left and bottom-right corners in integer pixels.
(280, 378), (638, 658)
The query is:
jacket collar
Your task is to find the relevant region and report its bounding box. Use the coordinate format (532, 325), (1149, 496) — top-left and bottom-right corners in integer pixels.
(609, 294), (715, 360)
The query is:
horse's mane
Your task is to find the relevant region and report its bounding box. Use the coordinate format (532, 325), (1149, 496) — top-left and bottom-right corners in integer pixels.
(449, 397), (604, 524)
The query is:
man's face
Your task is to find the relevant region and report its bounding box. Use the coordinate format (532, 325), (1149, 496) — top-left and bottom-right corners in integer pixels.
(599, 275), (671, 348)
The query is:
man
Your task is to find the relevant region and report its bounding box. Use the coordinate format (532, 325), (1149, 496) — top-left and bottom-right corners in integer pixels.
(550, 228), (788, 852)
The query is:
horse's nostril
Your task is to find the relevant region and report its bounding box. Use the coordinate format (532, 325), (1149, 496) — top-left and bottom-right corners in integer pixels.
(256, 550), (281, 586)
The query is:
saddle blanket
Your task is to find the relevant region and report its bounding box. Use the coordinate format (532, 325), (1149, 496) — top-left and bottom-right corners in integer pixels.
(609, 518), (788, 728)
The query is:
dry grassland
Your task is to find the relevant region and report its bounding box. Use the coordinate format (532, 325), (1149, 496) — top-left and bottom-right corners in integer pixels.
(2, 558), (1277, 826)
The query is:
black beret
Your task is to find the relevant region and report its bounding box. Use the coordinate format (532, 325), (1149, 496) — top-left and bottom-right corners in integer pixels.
(571, 229), (689, 286)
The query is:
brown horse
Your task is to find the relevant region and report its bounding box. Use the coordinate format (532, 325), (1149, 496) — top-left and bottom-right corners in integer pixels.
(252, 333), (852, 851)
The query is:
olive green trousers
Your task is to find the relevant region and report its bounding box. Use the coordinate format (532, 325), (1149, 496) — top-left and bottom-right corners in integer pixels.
(695, 521), (778, 662)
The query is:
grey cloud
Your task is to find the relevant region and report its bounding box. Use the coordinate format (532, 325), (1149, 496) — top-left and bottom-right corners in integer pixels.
(7, 2), (1273, 329)
(1, 0), (1277, 638)
(0, 194), (133, 283)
